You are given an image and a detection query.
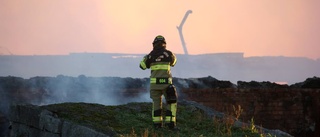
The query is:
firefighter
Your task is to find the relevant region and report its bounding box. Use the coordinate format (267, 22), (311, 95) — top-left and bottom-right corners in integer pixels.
(139, 35), (178, 129)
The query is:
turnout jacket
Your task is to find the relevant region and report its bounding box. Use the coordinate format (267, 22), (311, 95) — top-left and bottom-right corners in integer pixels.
(140, 47), (177, 90)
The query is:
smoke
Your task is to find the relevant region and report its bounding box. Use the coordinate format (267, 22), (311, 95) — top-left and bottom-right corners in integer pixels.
(27, 75), (153, 106)
(1, 53), (320, 85)
(0, 75), (154, 136)
(173, 54), (320, 85)
(0, 76), (152, 113)
(1, 53), (320, 107)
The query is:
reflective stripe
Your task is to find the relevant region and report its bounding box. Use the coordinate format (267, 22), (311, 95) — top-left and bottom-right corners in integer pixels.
(165, 116), (176, 123)
(151, 64), (170, 70)
(171, 55), (177, 66)
(172, 116), (176, 122)
(170, 103), (177, 118)
(140, 55), (149, 70)
(140, 61), (147, 70)
(153, 116), (163, 122)
(150, 78), (172, 84)
(150, 78), (156, 83)
(152, 102), (162, 123)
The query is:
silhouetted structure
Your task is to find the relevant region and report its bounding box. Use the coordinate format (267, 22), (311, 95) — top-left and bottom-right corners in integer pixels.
(177, 10), (192, 55)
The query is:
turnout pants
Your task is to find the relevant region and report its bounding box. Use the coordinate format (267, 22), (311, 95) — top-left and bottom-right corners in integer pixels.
(150, 89), (177, 128)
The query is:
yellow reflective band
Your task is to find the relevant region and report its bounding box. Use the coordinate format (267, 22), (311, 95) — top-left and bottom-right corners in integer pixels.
(140, 61), (147, 70)
(172, 55), (177, 66)
(153, 116), (163, 122)
(151, 65), (170, 70)
(165, 116), (176, 122)
(150, 78), (172, 84)
(170, 103), (177, 116)
(150, 78), (157, 84)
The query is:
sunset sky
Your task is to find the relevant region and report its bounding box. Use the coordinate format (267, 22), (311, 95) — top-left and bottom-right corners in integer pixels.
(1, 0), (320, 59)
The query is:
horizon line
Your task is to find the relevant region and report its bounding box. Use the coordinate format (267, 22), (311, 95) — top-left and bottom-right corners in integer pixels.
(0, 52), (319, 60)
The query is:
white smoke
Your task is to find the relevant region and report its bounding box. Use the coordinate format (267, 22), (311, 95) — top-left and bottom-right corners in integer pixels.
(20, 75), (153, 106)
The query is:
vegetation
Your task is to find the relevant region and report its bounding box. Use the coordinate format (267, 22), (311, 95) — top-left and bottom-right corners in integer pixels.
(43, 102), (274, 137)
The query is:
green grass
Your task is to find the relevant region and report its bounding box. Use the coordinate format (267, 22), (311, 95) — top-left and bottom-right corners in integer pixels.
(42, 102), (273, 137)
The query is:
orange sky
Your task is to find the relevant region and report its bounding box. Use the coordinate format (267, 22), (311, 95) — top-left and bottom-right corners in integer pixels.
(0, 0), (320, 59)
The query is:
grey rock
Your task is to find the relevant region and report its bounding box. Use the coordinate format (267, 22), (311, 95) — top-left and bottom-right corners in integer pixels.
(10, 122), (59, 137)
(9, 104), (110, 137)
(39, 109), (61, 134)
(61, 121), (109, 137)
(9, 104), (42, 129)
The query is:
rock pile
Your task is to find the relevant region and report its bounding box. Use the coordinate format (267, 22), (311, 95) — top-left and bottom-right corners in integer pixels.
(9, 104), (112, 137)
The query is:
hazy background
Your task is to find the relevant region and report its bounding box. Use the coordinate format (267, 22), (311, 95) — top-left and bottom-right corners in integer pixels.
(1, 0), (320, 59)
(1, 1), (320, 135)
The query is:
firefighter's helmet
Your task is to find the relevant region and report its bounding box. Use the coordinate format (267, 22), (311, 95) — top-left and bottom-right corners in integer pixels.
(152, 35), (166, 44)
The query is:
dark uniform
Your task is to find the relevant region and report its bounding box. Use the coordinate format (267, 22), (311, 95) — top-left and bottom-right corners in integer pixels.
(139, 35), (177, 129)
